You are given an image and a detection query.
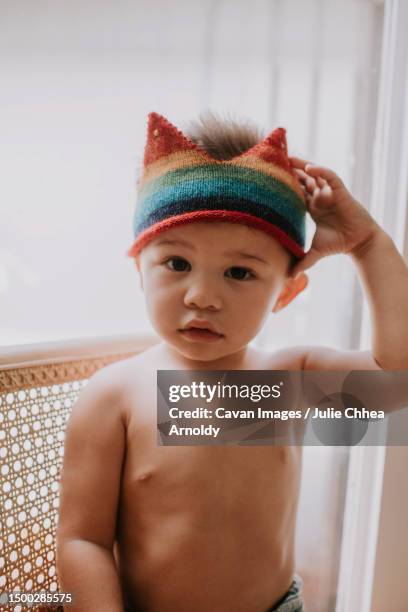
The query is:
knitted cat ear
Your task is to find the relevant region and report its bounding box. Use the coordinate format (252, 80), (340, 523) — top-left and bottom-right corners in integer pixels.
(241, 126), (292, 173)
(143, 112), (204, 167)
(143, 112), (292, 171)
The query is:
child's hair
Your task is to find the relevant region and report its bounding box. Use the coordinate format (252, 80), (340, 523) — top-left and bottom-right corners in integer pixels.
(183, 110), (265, 161)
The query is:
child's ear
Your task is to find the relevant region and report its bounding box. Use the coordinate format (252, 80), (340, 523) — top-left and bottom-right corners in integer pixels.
(272, 273), (308, 313)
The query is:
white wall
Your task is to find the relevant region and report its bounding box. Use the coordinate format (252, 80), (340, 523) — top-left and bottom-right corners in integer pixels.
(0, 0), (382, 350)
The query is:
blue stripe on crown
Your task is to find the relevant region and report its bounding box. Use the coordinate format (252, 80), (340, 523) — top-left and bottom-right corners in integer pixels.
(135, 177), (304, 235)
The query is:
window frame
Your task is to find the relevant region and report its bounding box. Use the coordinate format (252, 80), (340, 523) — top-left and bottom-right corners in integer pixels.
(336, 1), (408, 610)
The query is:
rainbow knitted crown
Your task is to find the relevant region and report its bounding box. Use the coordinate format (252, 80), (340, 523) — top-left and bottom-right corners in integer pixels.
(127, 112), (307, 259)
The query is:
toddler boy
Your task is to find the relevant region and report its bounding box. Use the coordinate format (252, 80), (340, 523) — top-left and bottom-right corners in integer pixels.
(56, 111), (408, 611)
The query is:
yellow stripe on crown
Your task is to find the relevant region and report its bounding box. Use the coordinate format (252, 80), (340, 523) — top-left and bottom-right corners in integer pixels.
(137, 150), (304, 201)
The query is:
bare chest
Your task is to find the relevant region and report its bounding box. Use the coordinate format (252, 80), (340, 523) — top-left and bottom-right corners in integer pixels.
(120, 353), (303, 517)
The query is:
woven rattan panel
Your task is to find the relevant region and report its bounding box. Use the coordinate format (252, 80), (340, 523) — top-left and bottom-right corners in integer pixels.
(0, 355), (131, 612)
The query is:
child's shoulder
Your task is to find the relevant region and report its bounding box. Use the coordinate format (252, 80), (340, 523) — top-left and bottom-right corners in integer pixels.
(69, 352), (151, 421)
(63, 359), (138, 455)
(81, 351), (150, 403)
(261, 346), (306, 370)
(263, 345), (381, 371)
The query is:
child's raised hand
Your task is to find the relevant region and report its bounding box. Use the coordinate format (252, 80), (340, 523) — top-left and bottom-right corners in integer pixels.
(289, 156), (380, 277)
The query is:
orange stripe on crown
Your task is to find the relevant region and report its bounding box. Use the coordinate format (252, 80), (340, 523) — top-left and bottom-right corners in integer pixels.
(138, 150), (304, 202)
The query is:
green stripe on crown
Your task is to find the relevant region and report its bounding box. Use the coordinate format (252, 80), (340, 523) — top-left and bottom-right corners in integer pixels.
(138, 164), (305, 213)
(136, 178), (304, 232)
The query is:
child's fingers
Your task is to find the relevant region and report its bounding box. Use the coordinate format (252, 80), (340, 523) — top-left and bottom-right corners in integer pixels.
(306, 177), (317, 193)
(313, 183), (332, 199)
(294, 165), (329, 196)
(303, 192), (313, 209)
(300, 183), (333, 217)
(304, 164), (344, 190)
(316, 176), (327, 188)
(293, 168), (310, 182)
(291, 157), (344, 191)
(294, 168), (317, 194)
(290, 156), (313, 170)
(308, 183), (334, 213)
(320, 183), (332, 197)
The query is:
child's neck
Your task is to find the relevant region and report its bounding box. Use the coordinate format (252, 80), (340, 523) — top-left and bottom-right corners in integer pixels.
(158, 341), (256, 370)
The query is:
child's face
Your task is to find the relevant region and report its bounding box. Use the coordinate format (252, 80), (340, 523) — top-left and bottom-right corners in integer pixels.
(137, 222), (305, 362)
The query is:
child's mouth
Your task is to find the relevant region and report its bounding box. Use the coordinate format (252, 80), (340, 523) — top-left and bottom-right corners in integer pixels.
(179, 327), (224, 343)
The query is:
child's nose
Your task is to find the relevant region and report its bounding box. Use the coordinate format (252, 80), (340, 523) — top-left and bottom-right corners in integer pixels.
(184, 278), (222, 310)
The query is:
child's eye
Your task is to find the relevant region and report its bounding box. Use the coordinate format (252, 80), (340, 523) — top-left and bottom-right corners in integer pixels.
(164, 257), (191, 272)
(225, 266), (255, 281)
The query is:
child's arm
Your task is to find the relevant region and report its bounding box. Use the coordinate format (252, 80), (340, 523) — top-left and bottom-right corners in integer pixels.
(56, 369), (126, 611)
(290, 157), (408, 371)
(328, 229), (408, 369)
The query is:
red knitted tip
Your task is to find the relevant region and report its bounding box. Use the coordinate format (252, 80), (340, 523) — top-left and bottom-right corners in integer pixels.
(126, 210), (305, 260)
(239, 125), (293, 174)
(269, 127), (288, 151)
(143, 112), (201, 167)
(142, 112), (296, 175)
